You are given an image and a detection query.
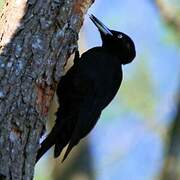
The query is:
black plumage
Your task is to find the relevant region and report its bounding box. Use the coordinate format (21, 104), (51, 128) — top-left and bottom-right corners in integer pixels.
(36, 14), (136, 163)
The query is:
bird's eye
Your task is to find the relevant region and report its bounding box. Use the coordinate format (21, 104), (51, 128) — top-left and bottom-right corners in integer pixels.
(117, 34), (123, 39)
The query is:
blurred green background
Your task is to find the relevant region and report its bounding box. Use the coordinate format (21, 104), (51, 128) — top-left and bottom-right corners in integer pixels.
(1, 0), (180, 179)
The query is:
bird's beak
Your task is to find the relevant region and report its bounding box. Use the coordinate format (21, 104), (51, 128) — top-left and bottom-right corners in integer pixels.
(89, 14), (113, 36)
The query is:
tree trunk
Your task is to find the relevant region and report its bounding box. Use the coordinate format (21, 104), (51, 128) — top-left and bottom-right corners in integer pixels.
(0, 0), (94, 179)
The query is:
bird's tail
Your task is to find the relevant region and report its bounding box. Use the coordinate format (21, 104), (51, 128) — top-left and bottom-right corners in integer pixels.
(36, 130), (55, 163)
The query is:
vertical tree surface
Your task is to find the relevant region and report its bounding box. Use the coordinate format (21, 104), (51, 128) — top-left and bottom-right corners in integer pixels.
(0, 0), (94, 179)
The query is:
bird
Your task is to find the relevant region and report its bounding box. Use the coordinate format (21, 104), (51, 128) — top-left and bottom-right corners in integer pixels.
(36, 14), (136, 163)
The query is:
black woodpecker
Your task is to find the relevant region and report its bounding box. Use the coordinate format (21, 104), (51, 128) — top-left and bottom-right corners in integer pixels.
(36, 14), (136, 163)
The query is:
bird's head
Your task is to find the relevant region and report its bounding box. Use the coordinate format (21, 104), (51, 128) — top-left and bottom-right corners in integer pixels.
(89, 14), (136, 65)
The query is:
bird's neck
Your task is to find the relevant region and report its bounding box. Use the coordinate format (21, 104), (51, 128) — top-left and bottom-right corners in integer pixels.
(102, 45), (119, 59)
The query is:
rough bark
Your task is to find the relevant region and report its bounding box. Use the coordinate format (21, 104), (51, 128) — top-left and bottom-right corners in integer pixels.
(0, 0), (94, 179)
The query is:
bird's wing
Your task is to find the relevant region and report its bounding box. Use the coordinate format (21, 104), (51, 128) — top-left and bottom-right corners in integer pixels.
(60, 72), (102, 161)
(56, 49), (122, 161)
(53, 68), (101, 160)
